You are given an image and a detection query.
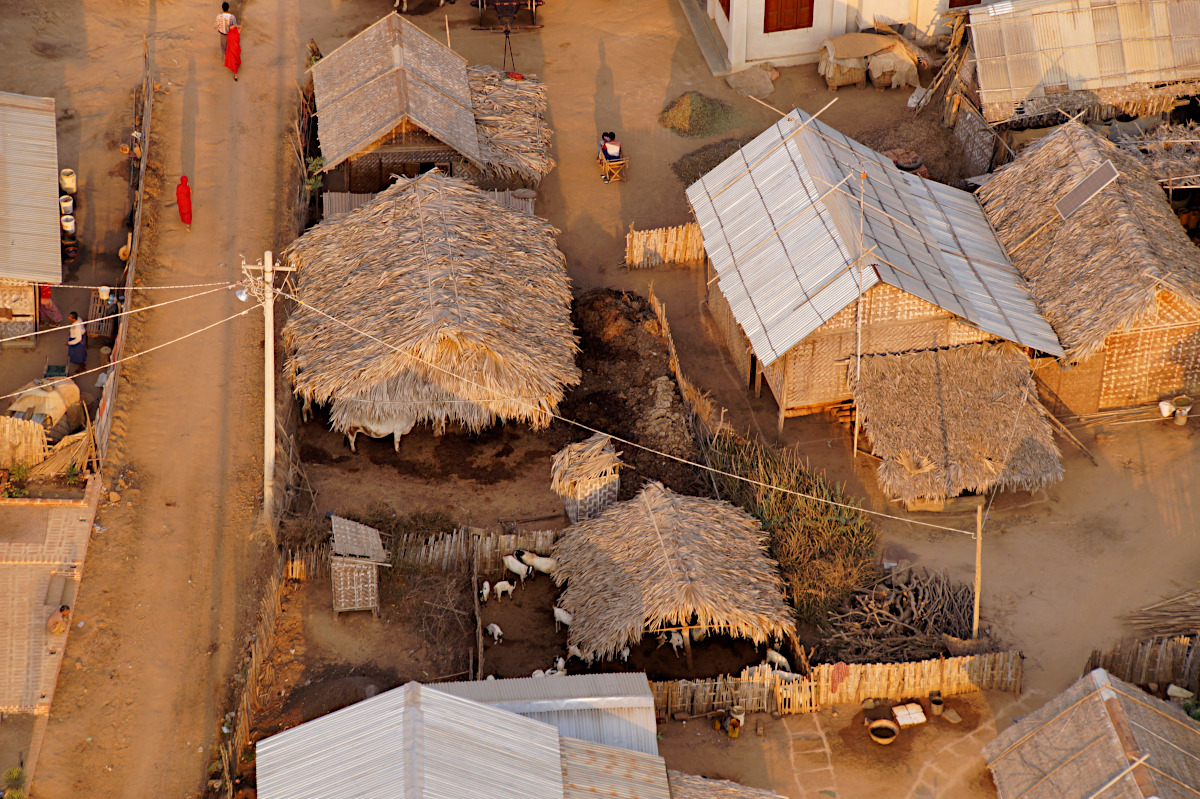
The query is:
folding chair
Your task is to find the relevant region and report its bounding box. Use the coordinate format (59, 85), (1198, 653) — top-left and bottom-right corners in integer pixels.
(600, 157), (628, 184)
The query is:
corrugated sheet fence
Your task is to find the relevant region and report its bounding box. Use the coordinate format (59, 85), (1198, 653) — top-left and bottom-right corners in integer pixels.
(1086, 635), (1200, 693)
(652, 651), (1022, 717)
(625, 222), (705, 268)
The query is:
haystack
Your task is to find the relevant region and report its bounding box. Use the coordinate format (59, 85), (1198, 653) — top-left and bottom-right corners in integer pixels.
(854, 343), (1062, 504)
(978, 122), (1200, 364)
(466, 66), (554, 187)
(551, 481), (796, 661)
(658, 92), (736, 138)
(283, 172), (579, 447)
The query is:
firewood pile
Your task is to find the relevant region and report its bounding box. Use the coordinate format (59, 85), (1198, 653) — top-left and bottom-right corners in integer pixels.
(822, 565), (976, 663)
(1126, 588), (1200, 637)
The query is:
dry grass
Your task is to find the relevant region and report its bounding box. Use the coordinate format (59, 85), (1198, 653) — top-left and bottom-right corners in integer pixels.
(658, 92), (738, 139)
(671, 136), (754, 186)
(703, 431), (877, 623)
(467, 65), (555, 186)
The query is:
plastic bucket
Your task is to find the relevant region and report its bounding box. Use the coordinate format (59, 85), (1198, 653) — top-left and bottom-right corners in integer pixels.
(730, 705), (746, 726)
(930, 696), (944, 716)
(60, 168), (77, 195)
(59, 195), (74, 216)
(1173, 395), (1193, 426)
(60, 215), (76, 235)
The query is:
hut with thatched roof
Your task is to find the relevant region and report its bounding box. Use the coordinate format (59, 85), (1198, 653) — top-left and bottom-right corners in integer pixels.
(854, 342), (1063, 507)
(978, 122), (1200, 415)
(686, 109), (1062, 433)
(551, 482), (796, 664)
(282, 171), (579, 450)
(311, 13), (553, 195)
(983, 668), (1200, 799)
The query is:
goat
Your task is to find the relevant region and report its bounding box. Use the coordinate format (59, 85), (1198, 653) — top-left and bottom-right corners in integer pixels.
(532, 669), (546, 678)
(554, 656), (566, 672)
(479, 581), (490, 604)
(567, 644), (584, 661)
(691, 626), (708, 643)
(765, 648), (791, 672)
(502, 554), (533, 584)
(493, 580), (515, 600)
(486, 623), (503, 644)
(619, 646), (630, 663)
(516, 549), (558, 578)
(668, 632), (684, 657)
(553, 606), (572, 631)
(485, 674), (495, 681)
(546, 668), (564, 677)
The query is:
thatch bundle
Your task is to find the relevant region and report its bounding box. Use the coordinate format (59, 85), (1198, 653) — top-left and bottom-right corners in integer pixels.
(551, 482), (796, 661)
(977, 122), (1200, 362)
(1115, 122), (1200, 184)
(467, 66), (554, 186)
(550, 433), (622, 495)
(28, 430), (94, 478)
(667, 771), (783, 799)
(854, 343), (1062, 503)
(0, 416), (48, 470)
(283, 172), (579, 442)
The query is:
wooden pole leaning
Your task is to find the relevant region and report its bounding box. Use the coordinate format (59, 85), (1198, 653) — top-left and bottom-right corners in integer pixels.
(973, 503), (983, 639)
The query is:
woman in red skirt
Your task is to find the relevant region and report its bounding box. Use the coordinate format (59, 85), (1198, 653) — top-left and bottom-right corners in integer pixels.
(176, 176), (193, 231)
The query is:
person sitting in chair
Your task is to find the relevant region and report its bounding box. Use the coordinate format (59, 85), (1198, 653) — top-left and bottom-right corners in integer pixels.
(599, 131), (622, 161)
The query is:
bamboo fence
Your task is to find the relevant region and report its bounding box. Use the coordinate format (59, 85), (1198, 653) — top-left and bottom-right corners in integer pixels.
(651, 651), (1022, 717)
(1086, 635), (1200, 693)
(646, 285), (727, 442)
(625, 222), (705, 268)
(485, 188), (537, 216)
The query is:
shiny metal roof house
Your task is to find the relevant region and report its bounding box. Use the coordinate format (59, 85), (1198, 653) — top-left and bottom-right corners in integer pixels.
(685, 109), (1063, 367)
(0, 91), (61, 284)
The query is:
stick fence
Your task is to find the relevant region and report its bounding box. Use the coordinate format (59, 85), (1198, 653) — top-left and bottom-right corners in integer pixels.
(1086, 634), (1200, 693)
(625, 222), (705, 268)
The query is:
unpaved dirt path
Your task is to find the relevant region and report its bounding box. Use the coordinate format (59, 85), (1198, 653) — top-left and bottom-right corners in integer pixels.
(31, 1), (306, 795)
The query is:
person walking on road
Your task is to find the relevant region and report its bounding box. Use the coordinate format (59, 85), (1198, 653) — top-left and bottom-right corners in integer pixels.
(225, 24), (242, 81)
(66, 312), (87, 375)
(176, 176), (193, 231)
(214, 2), (237, 58)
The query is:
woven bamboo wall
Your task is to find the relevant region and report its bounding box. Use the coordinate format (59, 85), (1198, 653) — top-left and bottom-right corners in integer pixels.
(705, 265), (753, 385)
(1032, 354), (1104, 417)
(1098, 292), (1200, 409)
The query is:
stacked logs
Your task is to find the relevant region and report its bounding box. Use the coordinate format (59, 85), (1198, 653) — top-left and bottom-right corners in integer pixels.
(823, 565), (976, 663)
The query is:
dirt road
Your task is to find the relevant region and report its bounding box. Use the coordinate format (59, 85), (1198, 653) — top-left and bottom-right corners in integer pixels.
(16, 0), (310, 794)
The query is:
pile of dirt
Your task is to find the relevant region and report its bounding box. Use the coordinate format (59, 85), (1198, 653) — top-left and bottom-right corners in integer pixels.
(846, 110), (969, 184)
(672, 135), (754, 184)
(658, 91), (738, 138)
(556, 290), (704, 498)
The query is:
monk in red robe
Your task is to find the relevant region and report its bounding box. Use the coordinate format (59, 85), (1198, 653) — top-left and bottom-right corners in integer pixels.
(225, 24), (241, 81)
(176, 176), (192, 231)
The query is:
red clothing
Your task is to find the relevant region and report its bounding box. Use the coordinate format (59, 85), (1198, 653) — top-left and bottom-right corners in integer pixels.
(176, 176), (193, 226)
(225, 25), (242, 77)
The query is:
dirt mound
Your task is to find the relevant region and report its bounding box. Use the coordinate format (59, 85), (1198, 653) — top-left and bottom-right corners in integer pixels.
(847, 110), (968, 184)
(658, 91), (738, 138)
(557, 290), (704, 498)
(672, 135), (754, 184)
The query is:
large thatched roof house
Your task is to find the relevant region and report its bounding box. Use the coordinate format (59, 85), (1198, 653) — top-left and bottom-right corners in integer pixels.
(551, 482), (796, 662)
(854, 343), (1063, 506)
(687, 110), (1062, 437)
(983, 668), (1200, 799)
(311, 13), (553, 194)
(282, 172), (579, 450)
(978, 122), (1200, 415)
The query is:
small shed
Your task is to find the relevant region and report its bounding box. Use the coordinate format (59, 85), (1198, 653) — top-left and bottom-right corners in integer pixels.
(983, 668), (1200, 799)
(551, 482), (796, 663)
(436, 672), (658, 755)
(551, 433), (622, 523)
(687, 110), (1062, 431)
(854, 342), (1063, 506)
(328, 516), (390, 618)
(969, 0), (1200, 125)
(978, 122), (1200, 415)
(311, 13), (553, 193)
(282, 171), (580, 450)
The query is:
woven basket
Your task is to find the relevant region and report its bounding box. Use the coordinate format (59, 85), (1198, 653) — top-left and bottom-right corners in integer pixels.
(561, 474), (620, 523)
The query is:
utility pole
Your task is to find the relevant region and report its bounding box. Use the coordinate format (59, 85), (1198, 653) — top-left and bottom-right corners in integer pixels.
(241, 251), (293, 526)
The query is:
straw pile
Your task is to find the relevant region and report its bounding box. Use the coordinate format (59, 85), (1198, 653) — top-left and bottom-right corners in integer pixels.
(0, 416), (48, 470)
(551, 481), (796, 661)
(667, 772), (784, 799)
(977, 122), (1200, 362)
(467, 65), (555, 186)
(550, 432), (622, 495)
(283, 172), (580, 442)
(854, 343), (1062, 503)
(658, 92), (737, 138)
(28, 430), (94, 478)
(1115, 122), (1200, 184)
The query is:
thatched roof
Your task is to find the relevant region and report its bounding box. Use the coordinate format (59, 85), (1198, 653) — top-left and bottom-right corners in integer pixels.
(550, 433), (622, 495)
(978, 122), (1200, 362)
(1115, 122), (1200, 186)
(984, 668), (1200, 799)
(467, 65), (554, 186)
(667, 772), (784, 799)
(854, 343), (1062, 503)
(551, 482), (796, 661)
(283, 172), (579, 439)
(311, 13), (482, 170)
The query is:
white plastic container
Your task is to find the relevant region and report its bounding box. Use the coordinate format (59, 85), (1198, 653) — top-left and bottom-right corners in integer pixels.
(60, 215), (76, 235)
(59, 195), (74, 216)
(60, 168), (77, 195)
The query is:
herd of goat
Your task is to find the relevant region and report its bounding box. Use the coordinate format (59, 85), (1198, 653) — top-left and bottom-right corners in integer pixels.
(477, 549), (795, 679)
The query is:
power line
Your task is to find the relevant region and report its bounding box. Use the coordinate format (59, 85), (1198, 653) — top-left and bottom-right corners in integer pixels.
(281, 288), (974, 536)
(42, 280), (235, 290)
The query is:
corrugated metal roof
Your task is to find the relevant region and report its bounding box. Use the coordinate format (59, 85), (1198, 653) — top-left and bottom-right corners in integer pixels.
(310, 13), (481, 171)
(0, 91), (61, 285)
(433, 673), (660, 755)
(970, 0), (1200, 123)
(560, 737), (671, 799)
(685, 110), (1062, 366)
(256, 681), (565, 799)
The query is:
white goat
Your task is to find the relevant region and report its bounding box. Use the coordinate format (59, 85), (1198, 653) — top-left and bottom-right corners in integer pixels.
(532, 669), (546, 678)
(765, 648), (792, 672)
(516, 549), (558, 578)
(668, 632), (684, 657)
(479, 581), (490, 604)
(493, 580), (515, 600)
(503, 554), (533, 584)
(554, 656), (566, 672)
(553, 606), (572, 631)
(567, 644), (584, 661)
(486, 623), (503, 644)
(619, 646), (631, 662)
